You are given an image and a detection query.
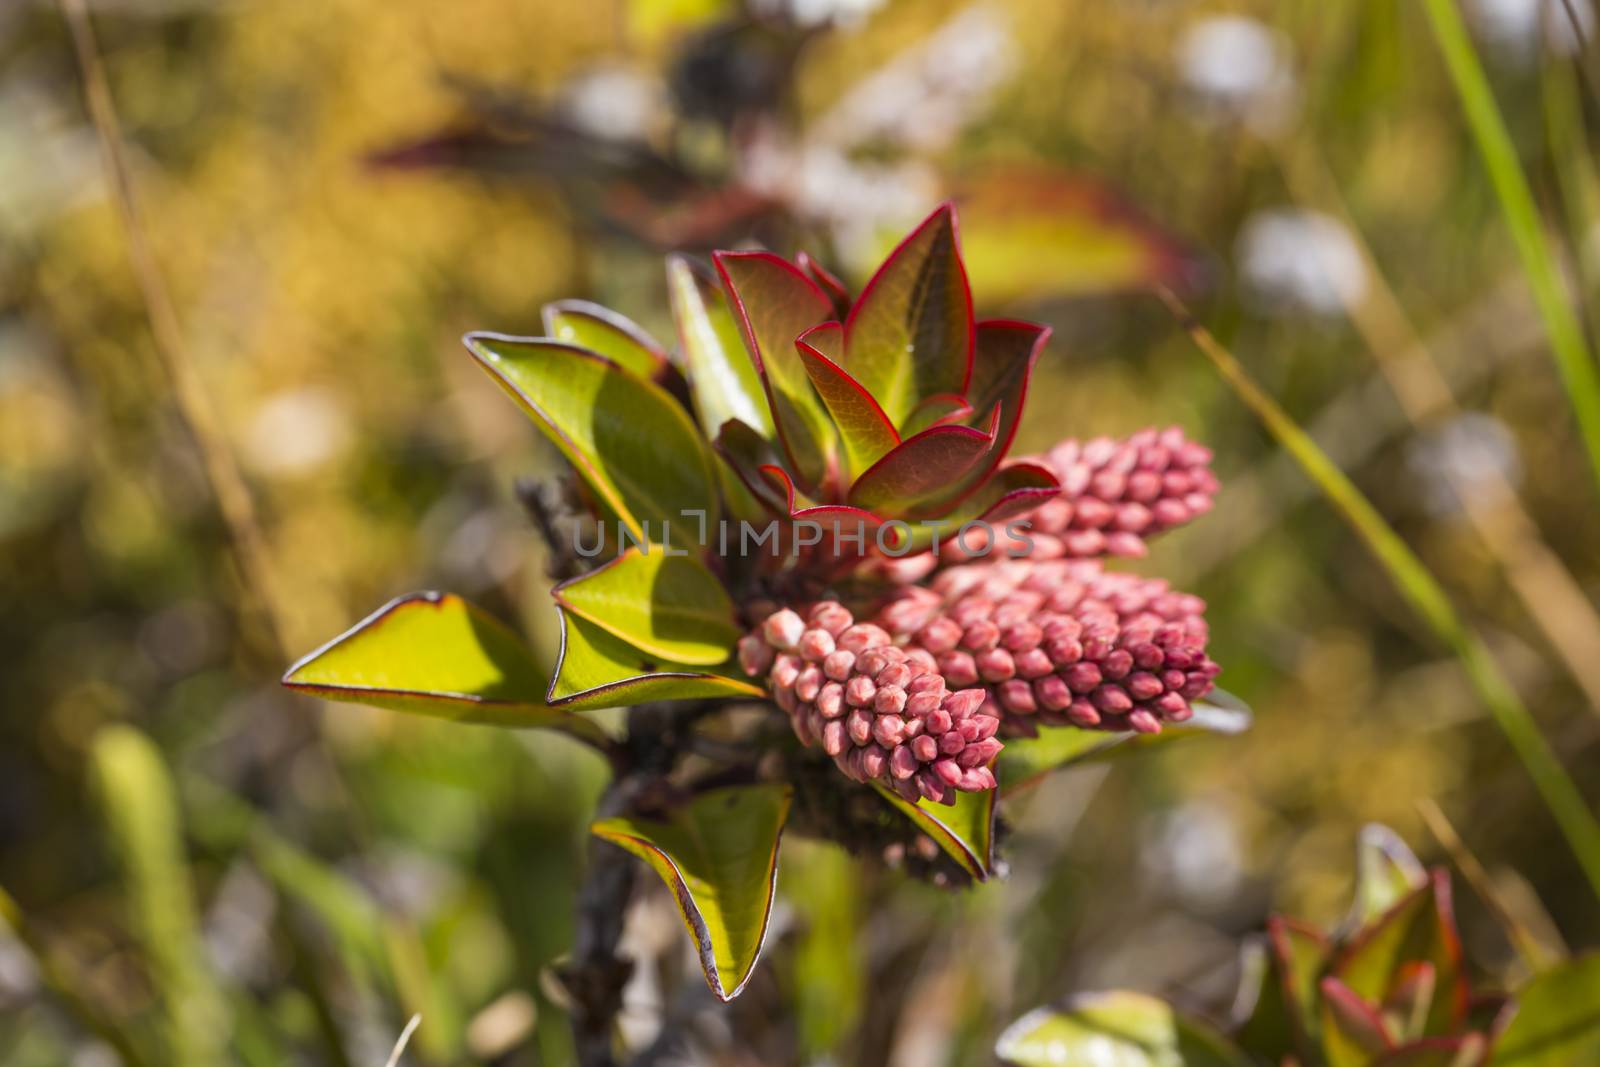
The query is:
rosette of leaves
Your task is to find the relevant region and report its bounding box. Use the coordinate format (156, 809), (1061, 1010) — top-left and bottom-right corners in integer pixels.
(996, 825), (1600, 1067)
(281, 205), (1241, 1008)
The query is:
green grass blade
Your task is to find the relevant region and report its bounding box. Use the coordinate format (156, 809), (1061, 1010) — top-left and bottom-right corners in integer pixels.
(1160, 289), (1600, 903)
(89, 726), (229, 1067)
(0, 883), (151, 1067)
(1423, 0), (1600, 497)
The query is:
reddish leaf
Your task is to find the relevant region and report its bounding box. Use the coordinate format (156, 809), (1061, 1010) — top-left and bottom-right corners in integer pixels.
(846, 419), (995, 519)
(965, 319), (1051, 473)
(1322, 977), (1396, 1066)
(713, 419), (790, 515)
(955, 461), (1061, 524)
(954, 168), (1199, 302)
(1334, 871), (1468, 1039)
(796, 249), (852, 318)
(760, 463), (894, 547)
(796, 321), (900, 478)
(844, 203), (974, 426)
(714, 251), (836, 492)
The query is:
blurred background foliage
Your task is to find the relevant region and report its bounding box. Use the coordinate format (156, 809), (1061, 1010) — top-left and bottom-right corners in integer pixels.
(3, 0), (1600, 1063)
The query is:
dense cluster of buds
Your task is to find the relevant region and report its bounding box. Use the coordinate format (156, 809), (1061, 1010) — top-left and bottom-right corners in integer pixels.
(946, 427), (1218, 562)
(877, 559), (1220, 736)
(739, 603), (1002, 805)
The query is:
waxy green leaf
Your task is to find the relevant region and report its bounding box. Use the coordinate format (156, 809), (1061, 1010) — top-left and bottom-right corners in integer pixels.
(845, 203), (974, 426)
(541, 299), (669, 381)
(592, 784), (792, 1001)
(796, 321), (899, 478)
(546, 609), (763, 712)
(283, 593), (597, 737)
(874, 784), (995, 882)
(996, 695), (1252, 792)
(553, 548), (740, 667)
(715, 251), (836, 490)
(666, 255), (774, 440)
(1496, 953), (1600, 1065)
(1335, 872), (1467, 1039)
(796, 249), (851, 318)
(464, 333), (717, 546)
(997, 992), (1251, 1067)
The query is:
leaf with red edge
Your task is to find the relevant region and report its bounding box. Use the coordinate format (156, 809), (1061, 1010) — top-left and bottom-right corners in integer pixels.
(1373, 1036), (1489, 1066)
(797, 250), (851, 318)
(591, 784), (791, 1002)
(760, 463), (897, 549)
(964, 319), (1051, 473)
(1240, 916), (1330, 1063)
(666, 255), (775, 441)
(1382, 961), (1439, 1043)
(541, 299), (669, 382)
(796, 321), (900, 478)
(1322, 977), (1396, 1067)
(714, 251), (836, 492)
(1334, 871), (1468, 1040)
(953, 168), (1198, 302)
(874, 784), (995, 882)
(844, 203), (974, 426)
(901, 392), (974, 436)
(547, 608), (763, 712)
(714, 419), (791, 515)
(846, 417), (996, 519)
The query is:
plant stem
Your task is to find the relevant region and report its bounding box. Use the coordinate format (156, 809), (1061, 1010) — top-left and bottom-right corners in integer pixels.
(1423, 0), (1600, 501)
(1159, 287), (1600, 903)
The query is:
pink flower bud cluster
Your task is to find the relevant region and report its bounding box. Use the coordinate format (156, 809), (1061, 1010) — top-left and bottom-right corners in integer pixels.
(943, 427), (1218, 562)
(877, 559), (1219, 736)
(738, 603), (1002, 805)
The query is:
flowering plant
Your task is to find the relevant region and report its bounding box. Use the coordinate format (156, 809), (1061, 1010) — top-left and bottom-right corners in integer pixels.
(283, 205), (1242, 1019)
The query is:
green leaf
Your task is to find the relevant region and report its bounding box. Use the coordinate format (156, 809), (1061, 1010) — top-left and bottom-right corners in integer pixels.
(846, 422), (995, 519)
(796, 249), (851, 317)
(1334, 872), (1466, 1038)
(874, 784), (995, 882)
(464, 332), (718, 545)
(592, 784), (792, 1001)
(996, 991), (1251, 1067)
(666, 254), (775, 440)
(714, 251), (836, 489)
(1496, 954), (1600, 1065)
(1267, 916), (1331, 1060)
(954, 169), (1195, 302)
(283, 593), (598, 737)
(996, 696), (1252, 793)
(1233, 937), (1295, 1064)
(796, 321), (900, 477)
(553, 548), (740, 667)
(845, 203), (973, 425)
(90, 727), (229, 1067)
(1349, 824), (1428, 927)
(541, 299), (669, 381)
(547, 608), (764, 711)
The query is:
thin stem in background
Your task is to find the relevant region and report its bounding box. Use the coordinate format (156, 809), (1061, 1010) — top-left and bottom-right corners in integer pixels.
(1159, 286), (1600, 904)
(58, 0), (297, 659)
(1416, 798), (1560, 973)
(1273, 138), (1600, 720)
(1423, 0), (1600, 502)
(57, 3), (459, 1059)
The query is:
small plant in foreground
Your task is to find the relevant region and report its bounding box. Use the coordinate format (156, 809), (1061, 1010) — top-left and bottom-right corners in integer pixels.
(998, 826), (1600, 1067)
(281, 205), (1245, 1037)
